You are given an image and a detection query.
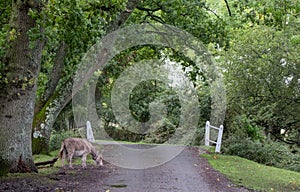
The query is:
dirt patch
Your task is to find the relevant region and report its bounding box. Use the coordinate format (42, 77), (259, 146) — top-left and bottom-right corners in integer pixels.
(0, 166), (107, 191)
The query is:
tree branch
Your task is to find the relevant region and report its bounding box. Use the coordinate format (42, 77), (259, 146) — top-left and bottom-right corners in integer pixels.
(44, 42), (67, 102)
(203, 6), (222, 20)
(224, 0), (231, 16)
(35, 157), (58, 167)
(143, 13), (165, 24)
(106, 0), (141, 33)
(272, 132), (300, 146)
(34, 42), (67, 113)
(136, 6), (162, 12)
(136, 4), (165, 24)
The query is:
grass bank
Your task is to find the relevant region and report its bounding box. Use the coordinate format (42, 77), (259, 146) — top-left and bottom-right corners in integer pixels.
(202, 152), (300, 192)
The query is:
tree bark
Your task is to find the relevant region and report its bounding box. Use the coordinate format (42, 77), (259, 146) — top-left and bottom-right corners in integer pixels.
(0, 0), (44, 174)
(32, 42), (67, 154)
(106, 0), (141, 33)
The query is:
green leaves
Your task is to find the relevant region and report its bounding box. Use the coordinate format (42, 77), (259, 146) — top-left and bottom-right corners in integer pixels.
(223, 22), (300, 143)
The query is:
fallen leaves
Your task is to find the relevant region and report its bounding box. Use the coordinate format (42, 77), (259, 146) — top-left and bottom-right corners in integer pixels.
(213, 155), (219, 159)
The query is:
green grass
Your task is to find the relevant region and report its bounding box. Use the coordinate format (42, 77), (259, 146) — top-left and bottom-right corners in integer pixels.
(33, 149), (96, 174)
(199, 145), (216, 153)
(202, 153), (300, 192)
(0, 150), (61, 179)
(2, 150), (90, 181)
(33, 150), (59, 162)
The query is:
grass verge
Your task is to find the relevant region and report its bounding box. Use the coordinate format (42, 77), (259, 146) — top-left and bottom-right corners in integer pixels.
(202, 153), (300, 192)
(1, 150), (92, 182)
(34, 150), (96, 171)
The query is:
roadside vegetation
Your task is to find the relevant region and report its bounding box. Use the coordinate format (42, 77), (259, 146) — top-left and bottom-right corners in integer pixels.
(202, 153), (300, 192)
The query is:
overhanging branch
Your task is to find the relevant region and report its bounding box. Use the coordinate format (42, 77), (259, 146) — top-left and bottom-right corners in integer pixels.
(203, 6), (222, 20)
(106, 0), (141, 33)
(136, 6), (162, 12)
(224, 0), (231, 16)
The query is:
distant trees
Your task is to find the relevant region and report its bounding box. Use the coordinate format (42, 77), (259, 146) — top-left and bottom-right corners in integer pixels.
(223, 25), (300, 144)
(220, 0), (300, 145)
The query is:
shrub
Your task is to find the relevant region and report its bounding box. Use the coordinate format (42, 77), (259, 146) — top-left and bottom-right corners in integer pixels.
(143, 119), (176, 144)
(191, 126), (206, 146)
(223, 136), (300, 172)
(49, 130), (81, 151)
(104, 125), (145, 142)
(227, 115), (265, 142)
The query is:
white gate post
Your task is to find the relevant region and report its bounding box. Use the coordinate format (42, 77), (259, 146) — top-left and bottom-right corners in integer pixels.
(204, 121), (224, 153)
(86, 120), (95, 142)
(215, 125), (224, 153)
(205, 121), (210, 146)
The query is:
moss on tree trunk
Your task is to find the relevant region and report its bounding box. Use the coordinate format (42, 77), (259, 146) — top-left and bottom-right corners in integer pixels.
(0, 0), (45, 174)
(32, 137), (49, 154)
(32, 100), (50, 154)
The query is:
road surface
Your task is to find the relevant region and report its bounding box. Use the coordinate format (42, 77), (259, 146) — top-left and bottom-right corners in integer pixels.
(98, 144), (251, 192)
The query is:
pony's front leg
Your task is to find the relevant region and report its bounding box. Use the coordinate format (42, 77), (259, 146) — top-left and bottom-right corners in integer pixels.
(61, 151), (66, 169)
(67, 153), (74, 169)
(81, 154), (88, 169)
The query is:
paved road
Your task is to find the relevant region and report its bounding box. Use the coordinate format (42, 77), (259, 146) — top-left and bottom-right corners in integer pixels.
(98, 144), (251, 192)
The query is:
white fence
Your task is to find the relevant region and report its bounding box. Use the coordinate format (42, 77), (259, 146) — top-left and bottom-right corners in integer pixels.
(205, 121), (224, 153)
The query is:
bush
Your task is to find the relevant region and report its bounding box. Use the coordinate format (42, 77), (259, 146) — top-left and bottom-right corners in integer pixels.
(223, 136), (300, 172)
(143, 119), (176, 144)
(104, 125), (145, 142)
(49, 130), (81, 151)
(191, 126), (206, 146)
(226, 115), (265, 142)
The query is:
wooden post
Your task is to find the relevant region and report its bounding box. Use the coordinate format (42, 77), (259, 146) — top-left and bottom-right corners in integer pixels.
(86, 121), (95, 142)
(204, 121), (224, 153)
(205, 121), (210, 146)
(215, 125), (224, 153)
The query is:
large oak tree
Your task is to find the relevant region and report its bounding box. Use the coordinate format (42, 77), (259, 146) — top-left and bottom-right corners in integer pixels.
(0, 0), (44, 174)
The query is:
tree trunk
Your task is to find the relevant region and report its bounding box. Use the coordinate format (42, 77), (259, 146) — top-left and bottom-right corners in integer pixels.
(0, 0), (44, 175)
(32, 43), (66, 154)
